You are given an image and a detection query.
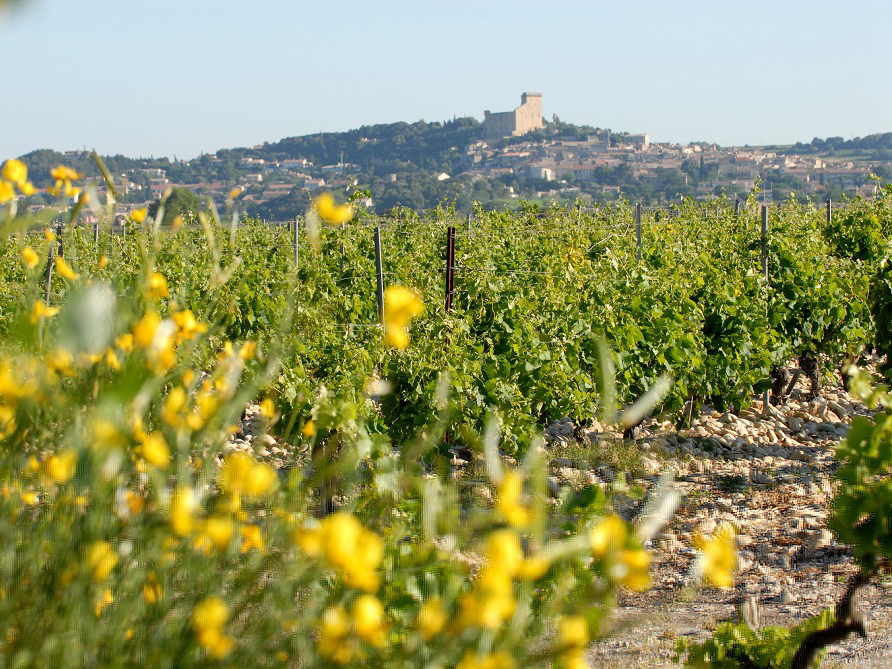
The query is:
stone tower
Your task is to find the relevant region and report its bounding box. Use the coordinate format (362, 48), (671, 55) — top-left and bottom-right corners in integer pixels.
(483, 92), (544, 139)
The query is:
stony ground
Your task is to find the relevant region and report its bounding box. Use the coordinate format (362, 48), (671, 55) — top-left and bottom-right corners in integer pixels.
(229, 361), (891, 668)
(548, 364), (892, 668)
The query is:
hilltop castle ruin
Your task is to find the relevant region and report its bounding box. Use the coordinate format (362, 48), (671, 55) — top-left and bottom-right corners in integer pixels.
(483, 92), (544, 139)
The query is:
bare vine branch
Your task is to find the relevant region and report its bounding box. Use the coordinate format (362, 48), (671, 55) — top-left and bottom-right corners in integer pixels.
(790, 568), (876, 669)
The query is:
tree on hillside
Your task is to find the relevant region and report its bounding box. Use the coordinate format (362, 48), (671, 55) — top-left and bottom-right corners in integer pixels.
(147, 187), (209, 226)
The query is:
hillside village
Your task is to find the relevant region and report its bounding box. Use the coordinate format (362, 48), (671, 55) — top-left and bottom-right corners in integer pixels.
(11, 92), (890, 221)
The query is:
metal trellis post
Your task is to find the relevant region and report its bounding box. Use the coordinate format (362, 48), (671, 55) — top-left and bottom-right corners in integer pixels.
(44, 239), (56, 306)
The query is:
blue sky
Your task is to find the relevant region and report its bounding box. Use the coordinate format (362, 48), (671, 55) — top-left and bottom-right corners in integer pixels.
(1, 0), (890, 159)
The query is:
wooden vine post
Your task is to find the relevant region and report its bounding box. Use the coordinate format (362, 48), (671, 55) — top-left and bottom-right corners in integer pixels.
(762, 205), (770, 409)
(445, 226), (456, 312)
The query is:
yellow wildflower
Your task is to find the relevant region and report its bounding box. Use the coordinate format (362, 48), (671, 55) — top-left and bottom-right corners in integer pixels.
(590, 514), (627, 558)
(293, 525), (322, 556)
(693, 522), (737, 588)
(44, 228), (56, 242)
(239, 524), (264, 553)
(558, 615), (589, 649)
(302, 420), (315, 437)
(126, 491), (145, 514)
(0, 180), (14, 203)
(383, 285), (424, 349)
(457, 650), (516, 669)
(54, 256), (79, 280)
(86, 541), (118, 582)
(21, 490), (39, 505)
(170, 486), (197, 536)
(162, 387), (187, 427)
(557, 616), (590, 669)
(94, 588), (114, 617)
(21, 247), (39, 270)
(202, 515), (235, 551)
(259, 398), (276, 419)
(130, 208), (147, 223)
(1, 159), (29, 188)
(45, 348), (74, 376)
(192, 596), (234, 660)
(616, 548), (650, 591)
(193, 597), (229, 631)
(315, 512), (383, 592)
(485, 529), (524, 574)
(314, 192), (354, 224)
(105, 349), (121, 371)
(318, 605), (353, 664)
(0, 404), (17, 440)
(219, 453), (276, 498)
(138, 431), (170, 468)
(80, 351), (102, 366)
(51, 165), (81, 181)
(238, 341), (256, 360)
(44, 449), (77, 484)
(517, 555), (550, 581)
(229, 186), (242, 200)
(147, 272), (169, 300)
(133, 310), (161, 348)
(98, 254), (108, 269)
(91, 417), (127, 450)
(352, 594), (387, 646)
(30, 300), (60, 324)
(143, 572), (162, 604)
(415, 597), (448, 640)
(496, 469), (531, 528)
(456, 530), (527, 630)
(172, 309), (206, 341)
(115, 333), (134, 352)
(49, 165), (82, 197)
(384, 326), (409, 349)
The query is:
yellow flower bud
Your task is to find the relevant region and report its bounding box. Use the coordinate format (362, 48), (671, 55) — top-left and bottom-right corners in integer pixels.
(139, 431), (170, 468)
(21, 246), (39, 270)
(86, 541), (118, 582)
(54, 256), (79, 280)
(44, 449), (77, 484)
(314, 192), (354, 224)
(590, 514), (627, 558)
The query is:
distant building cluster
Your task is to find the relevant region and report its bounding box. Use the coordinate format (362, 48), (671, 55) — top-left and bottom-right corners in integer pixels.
(14, 90), (886, 220)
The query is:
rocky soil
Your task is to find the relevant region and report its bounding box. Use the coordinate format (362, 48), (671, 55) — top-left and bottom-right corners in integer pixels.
(547, 363), (892, 668)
